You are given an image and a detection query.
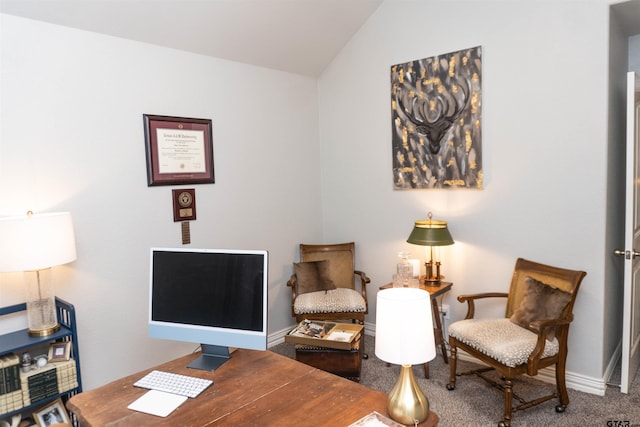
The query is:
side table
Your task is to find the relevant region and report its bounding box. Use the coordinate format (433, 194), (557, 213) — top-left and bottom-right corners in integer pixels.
(379, 281), (453, 378)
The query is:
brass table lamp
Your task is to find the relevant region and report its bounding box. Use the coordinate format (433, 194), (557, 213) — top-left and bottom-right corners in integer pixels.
(375, 288), (436, 425)
(407, 212), (454, 284)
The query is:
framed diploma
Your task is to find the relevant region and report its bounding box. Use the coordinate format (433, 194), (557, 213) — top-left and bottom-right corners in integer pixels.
(143, 114), (215, 186)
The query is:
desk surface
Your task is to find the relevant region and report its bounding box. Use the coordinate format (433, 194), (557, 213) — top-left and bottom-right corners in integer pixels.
(67, 349), (439, 426)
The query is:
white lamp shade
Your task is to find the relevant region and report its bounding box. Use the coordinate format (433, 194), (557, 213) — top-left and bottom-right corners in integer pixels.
(0, 212), (77, 272)
(375, 288), (436, 365)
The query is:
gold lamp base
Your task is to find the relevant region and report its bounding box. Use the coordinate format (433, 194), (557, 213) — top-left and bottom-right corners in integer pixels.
(421, 275), (444, 286)
(387, 365), (430, 425)
(422, 260), (444, 285)
(28, 323), (60, 337)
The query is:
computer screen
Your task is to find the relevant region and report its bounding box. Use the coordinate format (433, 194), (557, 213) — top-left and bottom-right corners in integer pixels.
(148, 247), (268, 370)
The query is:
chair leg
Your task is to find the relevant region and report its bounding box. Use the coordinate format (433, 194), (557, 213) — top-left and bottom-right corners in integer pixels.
(499, 378), (513, 427)
(357, 319), (368, 359)
(446, 344), (457, 390)
(555, 359), (569, 412)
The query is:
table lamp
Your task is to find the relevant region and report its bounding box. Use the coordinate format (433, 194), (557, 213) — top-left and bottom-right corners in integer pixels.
(375, 288), (436, 425)
(406, 212), (454, 284)
(0, 211), (77, 336)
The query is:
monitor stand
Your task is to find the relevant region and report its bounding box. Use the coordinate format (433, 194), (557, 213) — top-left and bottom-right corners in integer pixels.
(187, 344), (231, 371)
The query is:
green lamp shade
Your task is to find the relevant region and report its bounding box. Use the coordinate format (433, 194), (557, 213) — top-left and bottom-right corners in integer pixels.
(406, 219), (454, 246)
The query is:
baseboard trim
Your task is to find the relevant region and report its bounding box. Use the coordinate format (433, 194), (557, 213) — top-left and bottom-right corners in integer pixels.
(267, 326), (291, 347)
(604, 341), (622, 386)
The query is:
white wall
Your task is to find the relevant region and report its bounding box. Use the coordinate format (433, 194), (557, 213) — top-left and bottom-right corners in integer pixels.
(0, 14), (323, 389)
(318, 0), (610, 386)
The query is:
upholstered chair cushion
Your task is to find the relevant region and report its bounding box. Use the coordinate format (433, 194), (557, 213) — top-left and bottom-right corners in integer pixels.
(510, 276), (572, 339)
(448, 318), (560, 368)
(293, 288), (366, 315)
(294, 260), (337, 295)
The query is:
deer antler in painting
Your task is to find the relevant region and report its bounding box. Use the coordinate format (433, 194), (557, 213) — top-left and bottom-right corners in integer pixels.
(393, 60), (471, 155)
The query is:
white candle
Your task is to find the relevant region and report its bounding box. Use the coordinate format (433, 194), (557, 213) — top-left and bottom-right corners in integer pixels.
(409, 259), (420, 277)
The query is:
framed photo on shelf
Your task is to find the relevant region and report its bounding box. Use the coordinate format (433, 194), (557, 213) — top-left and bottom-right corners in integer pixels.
(48, 341), (71, 362)
(33, 398), (71, 426)
(143, 114), (215, 186)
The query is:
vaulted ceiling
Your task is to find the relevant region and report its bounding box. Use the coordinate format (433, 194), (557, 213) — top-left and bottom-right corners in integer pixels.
(2, 0), (640, 78)
(0, 0), (383, 77)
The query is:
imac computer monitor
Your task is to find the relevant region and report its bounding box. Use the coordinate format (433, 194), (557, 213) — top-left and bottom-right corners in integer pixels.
(148, 247), (268, 371)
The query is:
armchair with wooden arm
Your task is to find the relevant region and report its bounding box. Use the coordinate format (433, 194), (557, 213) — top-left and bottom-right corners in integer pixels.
(286, 242), (370, 324)
(446, 258), (586, 427)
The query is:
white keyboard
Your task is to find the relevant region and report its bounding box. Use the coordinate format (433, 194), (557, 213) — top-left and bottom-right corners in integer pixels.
(133, 370), (213, 398)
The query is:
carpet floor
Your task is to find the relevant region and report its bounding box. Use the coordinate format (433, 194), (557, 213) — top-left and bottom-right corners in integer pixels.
(269, 334), (640, 427)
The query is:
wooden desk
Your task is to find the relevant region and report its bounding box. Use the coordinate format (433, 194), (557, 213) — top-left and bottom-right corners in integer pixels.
(380, 282), (453, 378)
(66, 349), (439, 426)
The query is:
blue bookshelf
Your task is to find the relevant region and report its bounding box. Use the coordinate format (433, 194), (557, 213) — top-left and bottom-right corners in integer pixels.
(0, 298), (82, 425)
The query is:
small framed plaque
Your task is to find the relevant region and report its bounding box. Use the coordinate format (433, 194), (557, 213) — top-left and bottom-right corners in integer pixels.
(143, 114), (215, 186)
(172, 188), (196, 221)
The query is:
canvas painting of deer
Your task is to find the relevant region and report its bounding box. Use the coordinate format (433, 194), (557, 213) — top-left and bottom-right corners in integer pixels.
(391, 46), (482, 189)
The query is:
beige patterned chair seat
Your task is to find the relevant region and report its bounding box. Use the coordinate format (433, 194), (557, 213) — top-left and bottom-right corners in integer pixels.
(293, 288), (366, 315)
(448, 318), (559, 368)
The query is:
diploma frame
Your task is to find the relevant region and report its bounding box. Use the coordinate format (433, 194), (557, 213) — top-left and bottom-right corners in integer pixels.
(143, 114), (215, 186)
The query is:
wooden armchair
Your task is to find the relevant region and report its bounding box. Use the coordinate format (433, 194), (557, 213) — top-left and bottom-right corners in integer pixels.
(286, 242), (370, 324)
(446, 258), (586, 427)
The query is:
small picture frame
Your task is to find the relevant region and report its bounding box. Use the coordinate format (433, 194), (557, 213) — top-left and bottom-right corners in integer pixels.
(48, 342), (71, 362)
(33, 398), (71, 426)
